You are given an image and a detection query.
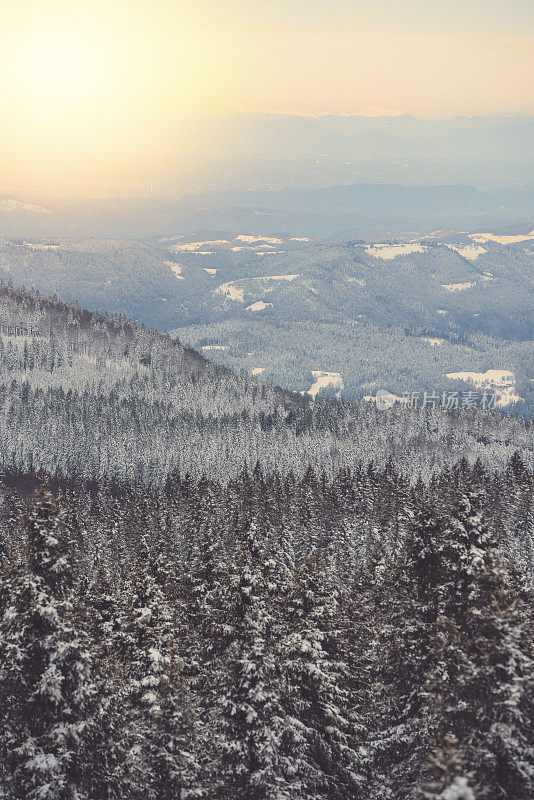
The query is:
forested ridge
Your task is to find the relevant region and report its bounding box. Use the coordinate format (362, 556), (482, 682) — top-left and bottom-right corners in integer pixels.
(0, 282), (533, 798)
(0, 282), (532, 483)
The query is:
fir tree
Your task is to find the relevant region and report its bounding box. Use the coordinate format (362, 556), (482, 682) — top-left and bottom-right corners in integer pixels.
(277, 549), (366, 799)
(0, 485), (95, 800)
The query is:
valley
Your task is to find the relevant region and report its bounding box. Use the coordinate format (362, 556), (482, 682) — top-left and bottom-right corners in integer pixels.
(0, 225), (532, 413)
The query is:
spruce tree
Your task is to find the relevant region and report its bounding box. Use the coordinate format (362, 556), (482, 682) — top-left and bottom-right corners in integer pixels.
(426, 485), (534, 800)
(277, 549), (366, 799)
(213, 520), (289, 800)
(0, 485), (95, 800)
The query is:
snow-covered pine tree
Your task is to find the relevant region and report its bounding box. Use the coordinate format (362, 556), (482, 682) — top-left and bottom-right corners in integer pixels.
(0, 484), (95, 800)
(214, 519), (290, 800)
(369, 496), (444, 798)
(113, 530), (203, 799)
(277, 548), (366, 800)
(425, 483), (534, 800)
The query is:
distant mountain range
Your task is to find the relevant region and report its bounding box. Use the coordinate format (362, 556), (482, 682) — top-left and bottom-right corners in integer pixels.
(0, 181), (533, 241)
(177, 113), (534, 192)
(0, 228), (532, 414)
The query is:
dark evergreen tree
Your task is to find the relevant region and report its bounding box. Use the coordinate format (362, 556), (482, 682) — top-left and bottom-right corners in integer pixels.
(277, 549), (366, 799)
(0, 485), (95, 800)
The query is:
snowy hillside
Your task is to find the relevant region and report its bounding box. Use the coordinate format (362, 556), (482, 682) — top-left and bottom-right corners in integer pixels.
(0, 231), (532, 412)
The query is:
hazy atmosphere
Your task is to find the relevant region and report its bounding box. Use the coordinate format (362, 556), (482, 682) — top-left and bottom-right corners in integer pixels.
(1, 0), (533, 195)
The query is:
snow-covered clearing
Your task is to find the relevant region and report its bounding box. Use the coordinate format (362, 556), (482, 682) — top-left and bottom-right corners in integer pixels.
(469, 229), (534, 244)
(171, 241), (229, 251)
(446, 369), (514, 387)
(446, 244), (486, 260)
(215, 283), (245, 302)
(422, 337), (444, 346)
(246, 301), (272, 311)
(236, 234), (283, 244)
(446, 370), (522, 406)
(302, 371), (343, 400)
(441, 282), (476, 292)
(165, 262), (184, 280)
(256, 274), (299, 281)
(215, 274), (299, 303)
(366, 243), (427, 259)
(23, 242), (59, 251)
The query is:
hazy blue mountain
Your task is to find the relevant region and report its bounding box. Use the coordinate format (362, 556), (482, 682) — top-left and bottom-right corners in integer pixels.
(1, 182), (533, 241)
(0, 228), (532, 413)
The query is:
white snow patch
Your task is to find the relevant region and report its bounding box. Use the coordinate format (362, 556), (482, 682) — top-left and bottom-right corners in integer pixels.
(166, 262), (185, 280)
(441, 282), (476, 292)
(171, 240), (229, 251)
(365, 243), (428, 260)
(446, 244), (486, 260)
(446, 369), (522, 406)
(236, 234), (283, 244)
(251, 367), (265, 376)
(302, 371), (343, 400)
(203, 268), (218, 274)
(469, 229), (534, 244)
(22, 241), (59, 250)
(215, 274), (299, 303)
(438, 777), (475, 800)
(422, 337), (444, 346)
(215, 282), (245, 302)
(256, 274), (299, 282)
(446, 369), (514, 387)
(346, 277), (366, 286)
(436, 309), (447, 314)
(495, 386), (523, 407)
(246, 301), (273, 311)
(290, 237), (310, 241)
(202, 345), (229, 352)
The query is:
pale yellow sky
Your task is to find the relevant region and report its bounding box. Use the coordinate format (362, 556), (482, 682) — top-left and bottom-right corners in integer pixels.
(0, 0), (533, 194)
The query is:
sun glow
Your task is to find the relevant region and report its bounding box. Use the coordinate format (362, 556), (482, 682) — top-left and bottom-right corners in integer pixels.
(4, 26), (112, 106)
(0, 0), (532, 197)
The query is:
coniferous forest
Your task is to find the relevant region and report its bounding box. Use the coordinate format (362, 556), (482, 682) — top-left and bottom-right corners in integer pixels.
(0, 283), (533, 799)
